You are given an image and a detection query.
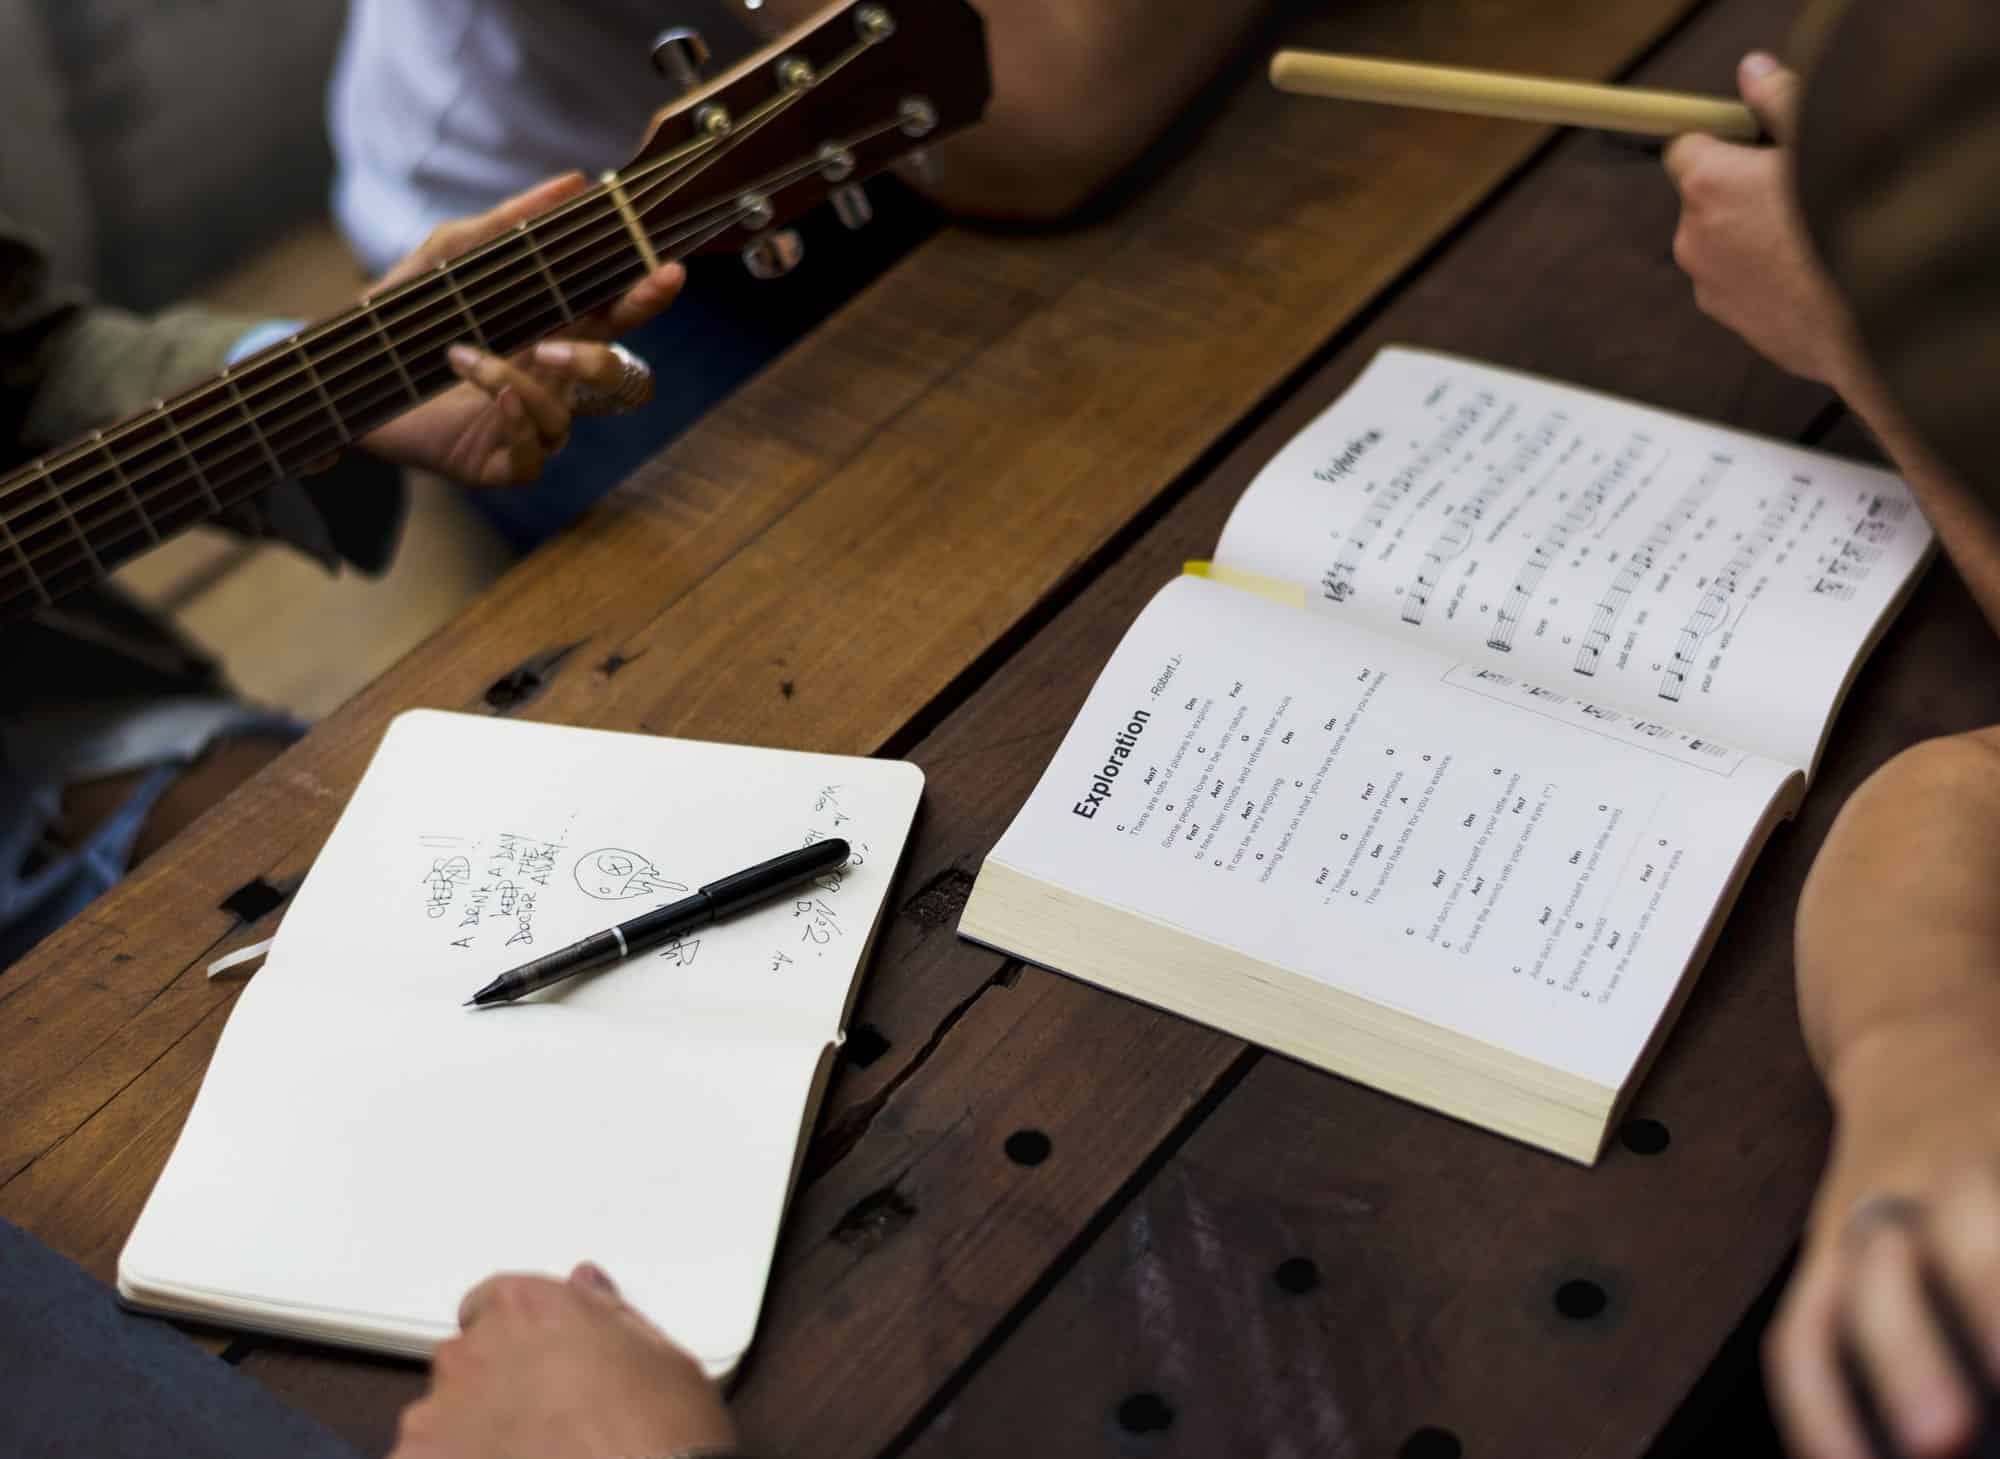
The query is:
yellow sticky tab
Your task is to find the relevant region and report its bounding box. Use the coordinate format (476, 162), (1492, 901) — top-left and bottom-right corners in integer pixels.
(1183, 561), (1309, 609)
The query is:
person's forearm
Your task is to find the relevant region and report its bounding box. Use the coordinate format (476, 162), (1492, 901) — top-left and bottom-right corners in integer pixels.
(1836, 364), (2000, 637)
(749, 0), (1274, 221)
(1797, 730), (2000, 1109)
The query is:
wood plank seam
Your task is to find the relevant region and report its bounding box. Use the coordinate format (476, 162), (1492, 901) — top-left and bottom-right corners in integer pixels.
(810, 0), (1738, 1215)
(805, 959), (1023, 1185)
(0, 0), (1736, 1439)
(4, 981), (234, 1191)
(874, 1048), (1260, 1459)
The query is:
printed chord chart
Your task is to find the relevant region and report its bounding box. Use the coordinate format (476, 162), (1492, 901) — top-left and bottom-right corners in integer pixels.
(1660, 480), (1805, 701)
(1488, 433), (1651, 652)
(1321, 393), (1494, 604)
(1809, 493), (1912, 600)
(1574, 453), (1731, 675)
(1401, 410), (1567, 625)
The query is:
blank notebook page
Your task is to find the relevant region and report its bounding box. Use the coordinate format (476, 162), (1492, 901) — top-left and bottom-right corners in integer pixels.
(121, 709), (924, 1375)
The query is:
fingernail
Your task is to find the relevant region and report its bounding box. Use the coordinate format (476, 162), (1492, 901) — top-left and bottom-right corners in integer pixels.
(448, 343), (480, 372)
(535, 341), (574, 367)
(1742, 51), (1779, 79)
(570, 1261), (618, 1295)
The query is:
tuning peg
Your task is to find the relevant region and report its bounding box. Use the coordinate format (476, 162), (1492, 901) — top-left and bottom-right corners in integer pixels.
(830, 184), (873, 231)
(651, 27), (709, 94)
(742, 228), (805, 280)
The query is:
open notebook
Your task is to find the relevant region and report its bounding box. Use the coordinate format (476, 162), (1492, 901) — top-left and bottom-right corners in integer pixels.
(120, 710), (924, 1376)
(962, 348), (1933, 1163)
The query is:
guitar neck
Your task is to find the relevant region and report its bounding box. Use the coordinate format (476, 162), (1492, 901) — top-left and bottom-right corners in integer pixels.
(0, 0), (992, 630)
(0, 180), (675, 625)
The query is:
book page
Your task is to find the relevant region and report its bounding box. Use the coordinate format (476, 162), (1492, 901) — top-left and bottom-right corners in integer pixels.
(123, 1011), (827, 1372)
(983, 576), (1796, 1089)
(122, 711), (924, 1374)
(268, 710), (922, 1037)
(1213, 348), (1933, 769)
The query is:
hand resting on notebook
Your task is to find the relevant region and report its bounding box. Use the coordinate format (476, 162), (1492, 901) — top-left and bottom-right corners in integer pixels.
(389, 1263), (735, 1459)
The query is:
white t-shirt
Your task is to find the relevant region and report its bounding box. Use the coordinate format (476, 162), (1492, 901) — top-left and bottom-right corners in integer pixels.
(330, 0), (682, 273)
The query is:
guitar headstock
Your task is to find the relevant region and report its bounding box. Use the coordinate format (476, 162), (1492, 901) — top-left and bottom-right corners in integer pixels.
(618, 1), (991, 265)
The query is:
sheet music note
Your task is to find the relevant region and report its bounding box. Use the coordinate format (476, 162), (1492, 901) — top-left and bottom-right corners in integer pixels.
(985, 576), (1796, 1086)
(1214, 349), (1934, 770)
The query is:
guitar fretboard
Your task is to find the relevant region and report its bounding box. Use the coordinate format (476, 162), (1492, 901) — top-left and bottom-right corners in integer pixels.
(0, 182), (698, 621)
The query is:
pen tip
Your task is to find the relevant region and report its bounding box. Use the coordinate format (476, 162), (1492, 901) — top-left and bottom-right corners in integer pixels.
(463, 998), (480, 1008)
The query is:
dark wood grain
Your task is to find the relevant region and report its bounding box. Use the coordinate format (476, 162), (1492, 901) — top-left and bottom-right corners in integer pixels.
(0, 0), (1700, 1272)
(227, 2), (1927, 1454)
(0, 0), (1792, 1453)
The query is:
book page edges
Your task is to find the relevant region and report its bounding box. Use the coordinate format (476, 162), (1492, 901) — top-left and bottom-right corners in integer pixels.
(1799, 539), (1937, 784)
(960, 862), (1617, 1164)
(118, 758), (927, 1381)
(964, 762), (1807, 1166)
(1600, 774), (1804, 1141)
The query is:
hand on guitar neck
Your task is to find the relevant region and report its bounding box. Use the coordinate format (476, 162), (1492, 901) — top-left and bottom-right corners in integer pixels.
(353, 173), (685, 489)
(0, 0), (991, 627)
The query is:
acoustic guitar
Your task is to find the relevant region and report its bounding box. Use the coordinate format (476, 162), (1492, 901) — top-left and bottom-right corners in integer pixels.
(0, 0), (990, 625)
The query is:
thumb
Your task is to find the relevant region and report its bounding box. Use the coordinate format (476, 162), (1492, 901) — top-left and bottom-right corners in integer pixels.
(568, 1261), (624, 1302)
(1738, 51), (1800, 145)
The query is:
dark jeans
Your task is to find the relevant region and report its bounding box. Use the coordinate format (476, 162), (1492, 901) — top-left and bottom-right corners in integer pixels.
(0, 1219), (362, 1459)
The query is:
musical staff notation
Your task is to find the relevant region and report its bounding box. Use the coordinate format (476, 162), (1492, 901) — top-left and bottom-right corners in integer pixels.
(1573, 452), (1730, 676)
(1658, 479), (1805, 701)
(1809, 493), (1910, 600)
(1320, 392), (1493, 604)
(1487, 432), (1650, 652)
(1400, 411), (1566, 625)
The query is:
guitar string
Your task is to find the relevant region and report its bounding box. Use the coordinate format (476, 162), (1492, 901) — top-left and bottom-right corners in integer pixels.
(0, 113), (897, 555)
(0, 62), (896, 555)
(0, 68), (805, 505)
(0, 39), (908, 595)
(0, 29), (883, 515)
(0, 209), (758, 613)
(0, 115), (907, 604)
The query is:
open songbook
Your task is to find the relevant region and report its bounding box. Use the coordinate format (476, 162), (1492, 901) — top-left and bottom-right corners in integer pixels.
(120, 711), (923, 1374)
(961, 348), (1933, 1162)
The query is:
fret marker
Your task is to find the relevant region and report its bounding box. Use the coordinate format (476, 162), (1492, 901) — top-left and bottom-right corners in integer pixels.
(519, 223), (577, 324)
(97, 428), (161, 545)
(601, 171), (663, 272)
(363, 299), (425, 403)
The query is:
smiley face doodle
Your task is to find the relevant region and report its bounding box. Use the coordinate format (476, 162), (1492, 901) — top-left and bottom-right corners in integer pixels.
(573, 848), (688, 901)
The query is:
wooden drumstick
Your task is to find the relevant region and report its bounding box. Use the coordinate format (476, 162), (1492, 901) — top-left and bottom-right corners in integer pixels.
(1269, 51), (1762, 142)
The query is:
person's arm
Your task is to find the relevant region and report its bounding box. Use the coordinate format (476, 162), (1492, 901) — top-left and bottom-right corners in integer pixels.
(1663, 54), (2000, 637)
(3, 181), (684, 573)
(745, 0), (1276, 221)
(1765, 730), (2000, 1459)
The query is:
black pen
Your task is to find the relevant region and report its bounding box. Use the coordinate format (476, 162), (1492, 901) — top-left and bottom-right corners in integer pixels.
(464, 838), (851, 1007)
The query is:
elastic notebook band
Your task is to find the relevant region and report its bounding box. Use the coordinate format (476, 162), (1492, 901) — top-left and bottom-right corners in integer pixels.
(207, 937), (275, 979)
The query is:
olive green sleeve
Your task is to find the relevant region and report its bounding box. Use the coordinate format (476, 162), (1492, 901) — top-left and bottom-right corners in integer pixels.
(1, 216), (257, 454)
(1, 215), (404, 573)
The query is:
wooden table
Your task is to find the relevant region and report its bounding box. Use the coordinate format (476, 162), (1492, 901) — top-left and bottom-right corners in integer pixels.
(9, 0), (1997, 1454)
